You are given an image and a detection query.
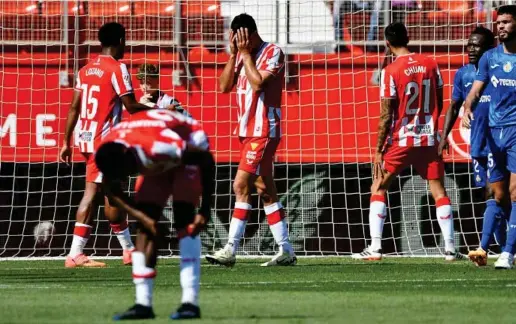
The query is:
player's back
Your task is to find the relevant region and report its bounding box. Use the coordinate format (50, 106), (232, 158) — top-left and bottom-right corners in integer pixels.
(75, 55), (133, 153)
(382, 53), (443, 147)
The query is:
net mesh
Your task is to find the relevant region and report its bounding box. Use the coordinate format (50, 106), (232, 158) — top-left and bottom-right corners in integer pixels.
(0, 0), (510, 258)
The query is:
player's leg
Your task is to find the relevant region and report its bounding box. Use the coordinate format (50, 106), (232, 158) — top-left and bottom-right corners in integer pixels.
(104, 195), (135, 265)
(65, 154), (105, 268)
(114, 173), (171, 320)
(495, 171), (516, 269)
(255, 174), (297, 266)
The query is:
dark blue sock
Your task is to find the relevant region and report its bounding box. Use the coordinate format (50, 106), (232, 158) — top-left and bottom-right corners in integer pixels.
(503, 202), (516, 254)
(480, 200), (504, 251)
(494, 208), (509, 250)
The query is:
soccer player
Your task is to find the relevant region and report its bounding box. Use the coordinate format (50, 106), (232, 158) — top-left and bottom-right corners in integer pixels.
(352, 22), (463, 261)
(439, 27), (503, 266)
(205, 13), (296, 267)
(136, 63), (191, 117)
(95, 109), (214, 320)
(59, 22), (151, 268)
(463, 5), (516, 269)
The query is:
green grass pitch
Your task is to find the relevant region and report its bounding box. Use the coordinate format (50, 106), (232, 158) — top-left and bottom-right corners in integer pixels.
(0, 257), (515, 324)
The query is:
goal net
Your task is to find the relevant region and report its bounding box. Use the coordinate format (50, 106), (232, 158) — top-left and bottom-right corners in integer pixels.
(0, 0), (507, 258)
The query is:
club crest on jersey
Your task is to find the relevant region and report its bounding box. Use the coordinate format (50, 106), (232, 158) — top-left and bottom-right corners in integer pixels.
(503, 61), (513, 73)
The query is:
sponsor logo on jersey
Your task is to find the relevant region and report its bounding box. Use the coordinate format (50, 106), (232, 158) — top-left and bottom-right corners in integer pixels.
(246, 150), (257, 165)
(404, 66), (426, 76)
(490, 63), (500, 69)
(464, 82), (472, 88)
(479, 95), (491, 103)
(78, 131), (93, 142)
(503, 61), (513, 73)
(250, 142), (259, 150)
(403, 124), (432, 135)
(115, 120), (167, 129)
(85, 68), (104, 78)
(490, 75), (516, 88)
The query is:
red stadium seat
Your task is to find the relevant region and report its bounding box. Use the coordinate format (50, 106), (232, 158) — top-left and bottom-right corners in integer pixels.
(0, 1), (38, 15)
(133, 1), (175, 16)
(88, 1), (132, 17)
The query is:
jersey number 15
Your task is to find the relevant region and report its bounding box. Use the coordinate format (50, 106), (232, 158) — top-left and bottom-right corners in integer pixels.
(80, 84), (100, 119)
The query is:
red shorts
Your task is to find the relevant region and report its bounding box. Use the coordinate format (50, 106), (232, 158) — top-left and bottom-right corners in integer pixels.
(382, 145), (444, 180)
(238, 137), (280, 177)
(134, 165), (202, 208)
(83, 153), (103, 183)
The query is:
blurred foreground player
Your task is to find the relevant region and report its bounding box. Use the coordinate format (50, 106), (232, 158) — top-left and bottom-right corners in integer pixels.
(60, 22), (151, 268)
(439, 26), (506, 266)
(136, 63), (191, 117)
(352, 22), (464, 261)
(463, 5), (516, 269)
(206, 13), (296, 267)
(95, 109), (214, 320)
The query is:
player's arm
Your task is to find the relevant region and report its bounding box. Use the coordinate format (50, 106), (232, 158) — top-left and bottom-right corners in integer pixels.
(463, 54), (489, 128)
(60, 89), (81, 163)
(375, 98), (394, 155)
(219, 30), (238, 93)
(114, 64), (153, 113)
(237, 28), (283, 92)
(120, 93), (153, 114)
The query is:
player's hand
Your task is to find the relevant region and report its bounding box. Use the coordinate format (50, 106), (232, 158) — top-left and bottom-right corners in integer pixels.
(438, 139), (449, 158)
(236, 28), (252, 55)
(373, 151), (384, 181)
(229, 30), (237, 55)
(59, 145), (72, 165)
(462, 108), (474, 129)
(181, 214), (207, 238)
(139, 93), (156, 108)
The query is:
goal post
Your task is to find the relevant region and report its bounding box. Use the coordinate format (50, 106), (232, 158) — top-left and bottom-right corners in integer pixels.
(0, 0), (506, 258)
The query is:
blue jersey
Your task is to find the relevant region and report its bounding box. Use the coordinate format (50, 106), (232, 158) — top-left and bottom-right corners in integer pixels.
(452, 63), (475, 103)
(476, 44), (516, 127)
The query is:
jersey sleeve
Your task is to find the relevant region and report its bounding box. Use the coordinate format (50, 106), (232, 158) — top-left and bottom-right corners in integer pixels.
(188, 129), (210, 151)
(380, 68), (396, 99)
(74, 74), (82, 92)
(476, 52), (490, 83)
(111, 63), (134, 97)
(451, 68), (463, 102)
(258, 46), (285, 76)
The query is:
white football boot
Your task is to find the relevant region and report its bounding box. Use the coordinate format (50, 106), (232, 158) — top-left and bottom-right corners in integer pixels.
(445, 250), (467, 261)
(351, 246), (382, 261)
(494, 252), (514, 270)
(205, 245), (236, 267)
(261, 246), (297, 267)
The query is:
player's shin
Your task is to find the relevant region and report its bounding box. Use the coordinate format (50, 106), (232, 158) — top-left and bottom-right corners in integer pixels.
(502, 202), (516, 254)
(179, 235), (201, 306)
(69, 223), (92, 257)
(369, 195), (387, 251)
(436, 197), (455, 252)
(265, 202), (293, 254)
(227, 202), (251, 254)
(110, 219), (135, 251)
(480, 200), (505, 250)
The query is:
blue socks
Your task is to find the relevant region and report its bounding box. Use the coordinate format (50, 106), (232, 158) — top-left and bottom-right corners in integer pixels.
(503, 202), (516, 254)
(480, 200), (505, 251)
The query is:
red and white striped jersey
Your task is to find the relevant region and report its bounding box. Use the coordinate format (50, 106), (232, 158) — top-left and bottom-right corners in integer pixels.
(74, 55), (133, 153)
(380, 53), (444, 147)
(101, 109), (209, 175)
(235, 42), (284, 138)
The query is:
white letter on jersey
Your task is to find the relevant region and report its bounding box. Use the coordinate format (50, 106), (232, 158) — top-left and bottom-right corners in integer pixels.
(36, 114), (56, 147)
(0, 114), (17, 146)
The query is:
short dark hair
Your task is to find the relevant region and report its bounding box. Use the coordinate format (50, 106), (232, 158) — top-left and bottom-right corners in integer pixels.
(471, 25), (495, 49)
(384, 22), (409, 47)
(231, 13), (257, 34)
(497, 5), (516, 18)
(98, 22), (125, 47)
(95, 142), (137, 180)
(137, 63), (159, 80)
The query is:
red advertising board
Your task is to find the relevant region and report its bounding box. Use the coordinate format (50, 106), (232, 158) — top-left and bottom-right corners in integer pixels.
(0, 51), (471, 163)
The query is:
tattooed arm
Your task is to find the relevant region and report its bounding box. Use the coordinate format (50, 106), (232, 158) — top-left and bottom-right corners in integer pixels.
(373, 98), (394, 180)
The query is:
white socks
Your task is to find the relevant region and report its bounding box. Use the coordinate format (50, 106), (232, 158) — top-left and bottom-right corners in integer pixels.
(436, 197), (454, 252)
(115, 228), (135, 251)
(180, 236), (201, 306)
(132, 251), (156, 307)
(69, 222), (92, 258)
(265, 202), (293, 254)
(227, 202), (251, 255)
(369, 195), (387, 251)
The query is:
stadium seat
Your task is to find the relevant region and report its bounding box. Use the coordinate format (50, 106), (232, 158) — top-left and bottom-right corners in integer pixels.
(133, 1), (175, 16)
(88, 0), (132, 16)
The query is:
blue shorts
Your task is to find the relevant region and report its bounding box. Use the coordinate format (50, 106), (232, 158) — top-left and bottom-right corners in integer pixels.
(472, 157), (488, 188)
(487, 126), (516, 183)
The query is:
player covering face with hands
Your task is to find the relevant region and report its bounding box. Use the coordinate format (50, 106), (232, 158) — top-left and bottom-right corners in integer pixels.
(462, 5), (516, 269)
(352, 22), (464, 262)
(95, 109), (215, 320)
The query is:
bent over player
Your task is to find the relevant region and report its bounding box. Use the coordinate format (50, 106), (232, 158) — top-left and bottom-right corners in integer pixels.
(438, 27), (504, 266)
(60, 22), (151, 267)
(206, 13), (296, 266)
(463, 5), (516, 269)
(95, 109), (215, 320)
(352, 22), (464, 261)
